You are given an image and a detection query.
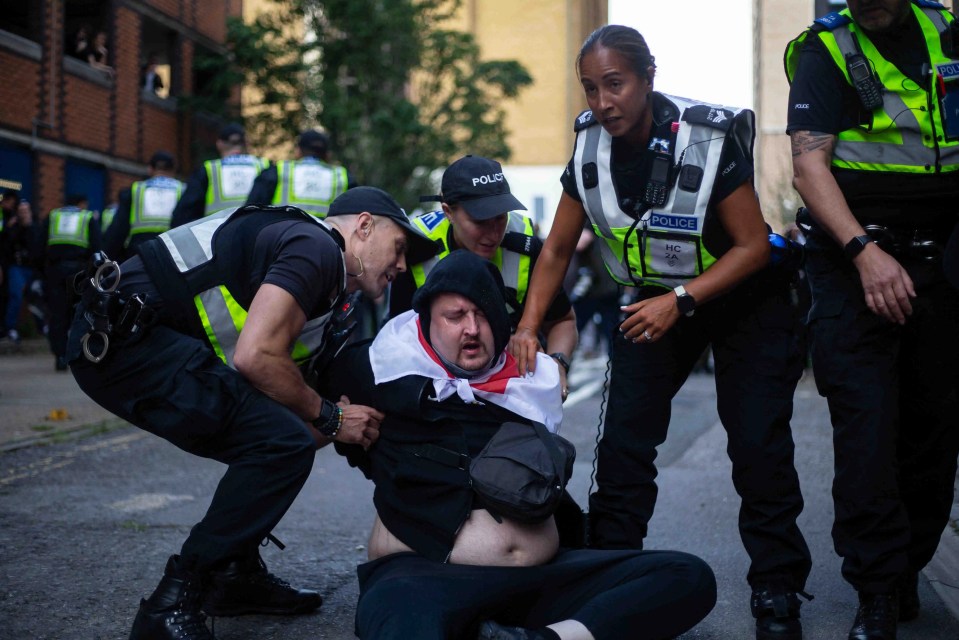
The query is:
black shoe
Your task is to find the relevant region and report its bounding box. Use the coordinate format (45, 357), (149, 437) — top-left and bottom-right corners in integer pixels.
(55, 356), (68, 371)
(202, 552), (321, 616)
(849, 593), (898, 640)
(751, 586), (804, 640)
(895, 572), (919, 622)
(477, 621), (554, 640)
(129, 555), (213, 640)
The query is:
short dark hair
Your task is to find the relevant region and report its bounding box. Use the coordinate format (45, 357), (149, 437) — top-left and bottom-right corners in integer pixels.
(577, 25), (656, 82)
(66, 193), (88, 206)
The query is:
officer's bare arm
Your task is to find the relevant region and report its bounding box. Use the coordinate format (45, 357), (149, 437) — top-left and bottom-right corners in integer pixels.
(790, 130), (915, 324)
(790, 130), (865, 246)
(234, 283), (322, 421)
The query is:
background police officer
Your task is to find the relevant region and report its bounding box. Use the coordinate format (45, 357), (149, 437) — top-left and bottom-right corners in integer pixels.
(170, 123), (270, 227)
(389, 155), (578, 398)
(246, 129), (356, 217)
(104, 150), (183, 261)
(786, 1), (959, 638)
(41, 193), (101, 370)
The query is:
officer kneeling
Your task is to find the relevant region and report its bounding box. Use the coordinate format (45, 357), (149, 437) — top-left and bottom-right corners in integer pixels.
(67, 187), (438, 640)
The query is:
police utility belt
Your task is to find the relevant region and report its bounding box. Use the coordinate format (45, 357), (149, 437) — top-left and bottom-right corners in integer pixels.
(797, 208), (945, 262)
(72, 252), (157, 363)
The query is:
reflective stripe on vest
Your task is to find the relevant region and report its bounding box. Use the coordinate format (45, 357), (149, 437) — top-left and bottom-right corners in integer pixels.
(159, 207), (343, 368)
(101, 205), (116, 229)
(410, 211), (533, 302)
(272, 159), (348, 217)
(786, 5), (959, 173)
(48, 207), (94, 247)
(129, 177), (184, 238)
(205, 155), (269, 215)
(573, 93), (740, 289)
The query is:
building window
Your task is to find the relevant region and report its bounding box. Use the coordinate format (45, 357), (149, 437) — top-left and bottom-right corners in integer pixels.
(0, 0), (41, 43)
(65, 0), (111, 63)
(141, 17), (177, 99)
(0, 143), (34, 203)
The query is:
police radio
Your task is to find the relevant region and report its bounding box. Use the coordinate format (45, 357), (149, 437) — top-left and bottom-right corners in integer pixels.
(845, 52), (884, 111)
(643, 130), (676, 208)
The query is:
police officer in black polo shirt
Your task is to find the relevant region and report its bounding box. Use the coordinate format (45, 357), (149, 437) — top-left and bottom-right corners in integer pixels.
(786, 1), (959, 638)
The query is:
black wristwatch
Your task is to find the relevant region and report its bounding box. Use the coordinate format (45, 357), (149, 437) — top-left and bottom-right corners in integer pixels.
(843, 234), (874, 261)
(673, 285), (696, 317)
(311, 399), (342, 438)
(549, 352), (571, 374)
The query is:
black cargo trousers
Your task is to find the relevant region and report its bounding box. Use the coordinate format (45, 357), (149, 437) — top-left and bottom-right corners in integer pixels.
(67, 306), (316, 571)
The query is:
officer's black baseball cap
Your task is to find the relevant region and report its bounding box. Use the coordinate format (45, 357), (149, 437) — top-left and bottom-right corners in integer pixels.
(149, 150), (175, 170)
(327, 186), (439, 264)
(298, 130), (329, 158)
(218, 123), (246, 144)
(421, 155), (527, 221)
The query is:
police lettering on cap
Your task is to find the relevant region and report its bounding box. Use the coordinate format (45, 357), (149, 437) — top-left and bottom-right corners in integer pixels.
(327, 187), (439, 265)
(412, 249), (511, 358)
(422, 155), (528, 221)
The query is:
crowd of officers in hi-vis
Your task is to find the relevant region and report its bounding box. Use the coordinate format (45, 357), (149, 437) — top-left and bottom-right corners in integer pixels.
(0, 125), (354, 370)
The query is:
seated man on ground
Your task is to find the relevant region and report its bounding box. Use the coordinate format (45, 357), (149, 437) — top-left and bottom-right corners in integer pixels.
(320, 250), (717, 640)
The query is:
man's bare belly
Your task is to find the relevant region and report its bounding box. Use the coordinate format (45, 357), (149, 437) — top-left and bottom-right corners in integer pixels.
(368, 509), (559, 566)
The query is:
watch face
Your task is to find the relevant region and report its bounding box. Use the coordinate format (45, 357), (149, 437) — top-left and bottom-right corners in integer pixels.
(677, 294), (696, 315)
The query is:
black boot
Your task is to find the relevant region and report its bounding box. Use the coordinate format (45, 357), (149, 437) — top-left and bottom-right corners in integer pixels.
(895, 572), (919, 622)
(129, 555), (213, 640)
(751, 586), (804, 640)
(848, 592), (898, 640)
(202, 552), (321, 616)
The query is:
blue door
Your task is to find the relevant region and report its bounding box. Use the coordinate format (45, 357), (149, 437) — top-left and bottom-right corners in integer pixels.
(0, 143), (34, 203)
(65, 159), (106, 213)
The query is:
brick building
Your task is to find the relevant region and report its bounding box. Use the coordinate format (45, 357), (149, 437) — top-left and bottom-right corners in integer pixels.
(0, 0), (242, 217)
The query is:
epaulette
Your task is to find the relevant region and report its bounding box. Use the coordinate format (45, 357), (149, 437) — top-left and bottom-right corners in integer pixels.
(812, 11), (852, 31)
(682, 104), (735, 132)
(500, 230), (535, 256)
(915, 0), (946, 10)
(574, 109), (596, 132)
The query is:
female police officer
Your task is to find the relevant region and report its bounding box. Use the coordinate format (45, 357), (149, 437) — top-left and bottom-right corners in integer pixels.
(510, 25), (812, 640)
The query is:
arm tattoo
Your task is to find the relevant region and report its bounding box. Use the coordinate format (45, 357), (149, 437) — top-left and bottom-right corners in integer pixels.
(790, 130), (835, 158)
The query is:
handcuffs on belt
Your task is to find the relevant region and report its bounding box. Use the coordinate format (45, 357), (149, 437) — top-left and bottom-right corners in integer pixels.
(862, 225), (945, 262)
(74, 252), (156, 364)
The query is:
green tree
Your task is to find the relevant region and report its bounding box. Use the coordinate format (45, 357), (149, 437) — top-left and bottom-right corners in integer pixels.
(189, 0), (532, 209)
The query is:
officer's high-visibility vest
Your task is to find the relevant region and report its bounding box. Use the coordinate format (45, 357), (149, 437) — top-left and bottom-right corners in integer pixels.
(141, 206), (345, 369)
(571, 93), (753, 290)
(784, 2), (959, 174)
(272, 158), (348, 218)
(129, 176), (185, 240)
(410, 210), (534, 313)
(47, 206), (95, 248)
(204, 154), (270, 215)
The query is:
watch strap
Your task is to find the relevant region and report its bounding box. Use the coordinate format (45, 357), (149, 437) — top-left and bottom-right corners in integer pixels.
(843, 234), (874, 260)
(549, 352), (571, 374)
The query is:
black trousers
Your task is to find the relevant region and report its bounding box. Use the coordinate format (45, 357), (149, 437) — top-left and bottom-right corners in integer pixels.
(67, 311), (316, 571)
(804, 237), (959, 593)
(588, 272), (812, 591)
(355, 548), (716, 640)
